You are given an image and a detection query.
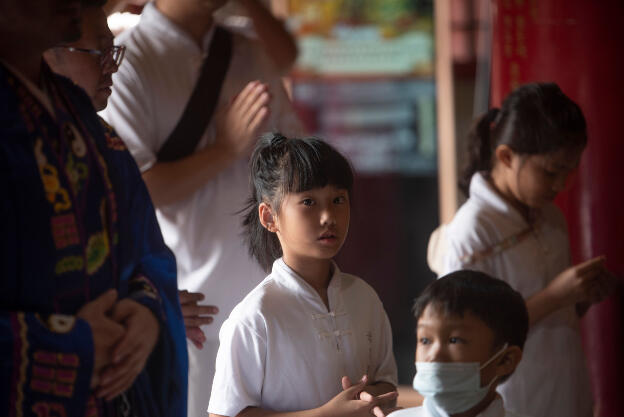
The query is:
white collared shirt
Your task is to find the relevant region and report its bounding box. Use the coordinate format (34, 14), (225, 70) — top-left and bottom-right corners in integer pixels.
(436, 172), (593, 417)
(389, 396), (528, 417)
(208, 258), (398, 417)
(101, 4), (302, 415)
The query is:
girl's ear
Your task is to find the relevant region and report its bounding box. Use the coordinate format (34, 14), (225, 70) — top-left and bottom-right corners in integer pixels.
(494, 144), (515, 169)
(259, 202), (277, 233)
(495, 345), (522, 380)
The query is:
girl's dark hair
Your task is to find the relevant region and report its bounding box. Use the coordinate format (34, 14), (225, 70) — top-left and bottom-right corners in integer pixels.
(460, 82), (588, 195)
(242, 133), (354, 271)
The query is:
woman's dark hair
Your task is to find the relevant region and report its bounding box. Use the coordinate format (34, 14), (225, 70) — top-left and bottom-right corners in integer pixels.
(459, 82), (588, 195)
(242, 133), (354, 271)
(413, 270), (529, 350)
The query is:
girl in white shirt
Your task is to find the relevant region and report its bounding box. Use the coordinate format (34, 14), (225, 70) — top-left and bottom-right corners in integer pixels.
(437, 83), (615, 417)
(208, 133), (398, 417)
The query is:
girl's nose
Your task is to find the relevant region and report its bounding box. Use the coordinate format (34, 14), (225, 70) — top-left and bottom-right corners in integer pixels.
(320, 207), (336, 226)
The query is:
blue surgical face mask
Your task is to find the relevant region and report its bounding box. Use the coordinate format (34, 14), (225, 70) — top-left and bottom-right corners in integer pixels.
(412, 343), (508, 416)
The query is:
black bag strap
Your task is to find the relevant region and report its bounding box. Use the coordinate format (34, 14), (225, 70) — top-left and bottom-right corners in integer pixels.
(157, 26), (233, 162)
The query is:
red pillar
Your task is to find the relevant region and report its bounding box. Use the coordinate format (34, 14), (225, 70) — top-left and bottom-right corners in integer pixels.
(491, 1), (624, 416)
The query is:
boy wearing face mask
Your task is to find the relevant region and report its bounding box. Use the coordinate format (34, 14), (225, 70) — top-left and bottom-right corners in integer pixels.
(391, 270), (530, 417)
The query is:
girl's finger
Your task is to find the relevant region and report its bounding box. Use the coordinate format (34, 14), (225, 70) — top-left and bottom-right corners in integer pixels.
(230, 81), (260, 111)
(245, 92), (271, 126)
(237, 83), (269, 115)
(100, 362), (142, 401)
(247, 106), (269, 134)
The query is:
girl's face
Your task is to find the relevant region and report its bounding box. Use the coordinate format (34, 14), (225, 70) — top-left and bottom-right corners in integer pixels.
(273, 185), (350, 264)
(502, 146), (583, 209)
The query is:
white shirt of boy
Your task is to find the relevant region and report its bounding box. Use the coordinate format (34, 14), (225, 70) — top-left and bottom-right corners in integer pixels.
(100, 3), (302, 416)
(208, 258), (398, 417)
(389, 396), (528, 417)
(435, 172), (593, 417)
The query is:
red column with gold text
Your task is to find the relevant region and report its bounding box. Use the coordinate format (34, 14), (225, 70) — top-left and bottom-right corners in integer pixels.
(491, 1), (624, 416)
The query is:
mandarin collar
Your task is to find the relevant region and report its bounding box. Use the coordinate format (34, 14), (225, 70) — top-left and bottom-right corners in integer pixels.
(272, 258), (341, 303)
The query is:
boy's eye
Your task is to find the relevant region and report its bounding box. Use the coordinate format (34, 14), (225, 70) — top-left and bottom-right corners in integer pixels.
(418, 337), (431, 345)
(301, 198), (314, 206)
(333, 196), (346, 204)
(449, 337), (465, 344)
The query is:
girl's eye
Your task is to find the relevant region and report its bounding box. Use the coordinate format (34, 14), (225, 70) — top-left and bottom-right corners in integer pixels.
(333, 196), (346, 204)
(418, 337), (431, 345)
(301, 199), (314, 206)
(449, 337), (465, 344)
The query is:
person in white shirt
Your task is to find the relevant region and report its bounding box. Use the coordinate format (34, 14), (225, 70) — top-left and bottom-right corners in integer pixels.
(389, 270), (530, 417)
(101, 1), (302, 415)
(429, 83), (615, 417)
(209, 133), (398, 417)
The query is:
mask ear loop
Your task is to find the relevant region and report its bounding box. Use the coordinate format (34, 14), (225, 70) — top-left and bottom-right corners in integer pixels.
(479, 342), (509, 389)
(479, 342), (509, 370)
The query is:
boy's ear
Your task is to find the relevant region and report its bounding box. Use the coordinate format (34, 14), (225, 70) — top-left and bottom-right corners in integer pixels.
(495, 345), (523, 379)
(259, 202), (277, 233)
(494, 144), (515, 169)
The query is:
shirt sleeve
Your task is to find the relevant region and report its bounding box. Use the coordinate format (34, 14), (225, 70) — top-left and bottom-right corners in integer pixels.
(0, 312), (94, 417)
(370, 300), (398, 387)
(208, 317), (267, 417)
(100, 51), (158, 172)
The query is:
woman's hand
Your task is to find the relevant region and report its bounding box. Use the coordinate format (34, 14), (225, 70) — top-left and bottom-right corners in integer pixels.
(96, 299), (160, 400)
(77, 289), (125, 388)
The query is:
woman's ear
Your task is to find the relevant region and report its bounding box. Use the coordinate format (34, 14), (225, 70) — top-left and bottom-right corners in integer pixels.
(259, 202), (277, 233)
(494, 144), (515, 169)
(495, 345), (523, 380)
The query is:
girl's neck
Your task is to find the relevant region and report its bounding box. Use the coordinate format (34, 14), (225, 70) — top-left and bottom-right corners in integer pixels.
(282, 254), (333, 308)
(488, 169), (532, 222)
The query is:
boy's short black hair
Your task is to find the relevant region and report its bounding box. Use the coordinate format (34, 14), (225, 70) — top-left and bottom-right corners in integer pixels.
(413, 270), (529, 350)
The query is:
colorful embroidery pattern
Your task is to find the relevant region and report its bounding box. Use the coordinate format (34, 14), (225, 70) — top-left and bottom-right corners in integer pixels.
(30, 351), (79, 398)
(54, 256), (84, 275)
(85, 232), (109, 276)
(35, 139), (72, 214)
(11, 313), (30, 417)
(99, 118), (127, 151)
(31, 402), (67, 417)
(50, 214), (80, 250)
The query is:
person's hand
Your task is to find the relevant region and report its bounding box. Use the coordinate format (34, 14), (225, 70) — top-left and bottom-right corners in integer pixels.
(321, 375), (398, 417)
(77, 289), (125, 389)
(179, 290), (219, 349)
(96, 299), (160, 401)
(547, 256), (607, 308)
(214, 80), (271, 159)
(341, 376), (399, 417)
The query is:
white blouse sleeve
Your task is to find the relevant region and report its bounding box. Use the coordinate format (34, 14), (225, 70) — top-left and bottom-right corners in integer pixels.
(208, 317), (267, 417)
(371, 309), (399, 386)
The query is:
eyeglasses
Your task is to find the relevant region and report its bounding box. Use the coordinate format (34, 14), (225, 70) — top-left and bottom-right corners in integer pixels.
(60, 45), (126, 68)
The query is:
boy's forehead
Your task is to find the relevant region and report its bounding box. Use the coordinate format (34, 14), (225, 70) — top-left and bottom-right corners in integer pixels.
(418, 304), (491, 333)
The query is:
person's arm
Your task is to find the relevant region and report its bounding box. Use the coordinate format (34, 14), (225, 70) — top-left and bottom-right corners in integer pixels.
(239, 0), (298, 74)
(210, 378), (398, 417)
(142, 80), (271, 207)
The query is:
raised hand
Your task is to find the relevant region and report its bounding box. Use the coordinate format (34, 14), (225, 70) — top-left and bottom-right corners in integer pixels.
(76, 289), (125, 388)
(341, 375), (399, 417)
(214, 80), (271, 158)
(546, 256), (608, 308)
(322, 375), (398, 417)
(179, 289), (219, 349)
(96, 299), (160, 400)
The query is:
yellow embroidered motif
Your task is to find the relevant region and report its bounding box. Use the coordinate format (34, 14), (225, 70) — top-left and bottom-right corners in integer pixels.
(85, 232), (109, 275)
(34, 139), (72, 213)
(46, 315), (76, 334)
(54, 256), (84, 275)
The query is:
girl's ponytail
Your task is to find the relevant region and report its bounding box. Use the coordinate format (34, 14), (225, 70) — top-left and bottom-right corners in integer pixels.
(459, 108), (500, 196)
